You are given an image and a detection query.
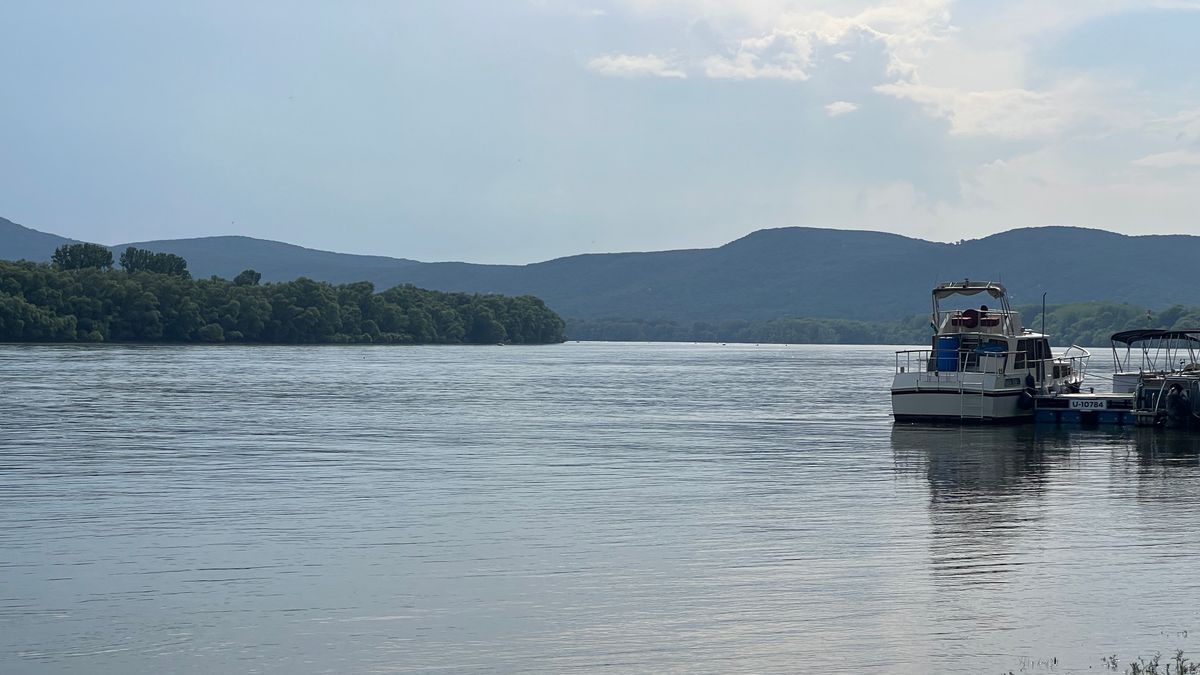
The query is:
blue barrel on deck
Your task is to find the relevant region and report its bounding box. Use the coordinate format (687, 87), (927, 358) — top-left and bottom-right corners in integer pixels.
(936, 336), (960, 372)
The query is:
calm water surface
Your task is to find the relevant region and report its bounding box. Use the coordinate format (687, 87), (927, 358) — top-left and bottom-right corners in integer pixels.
(3, 343), (1200, 674)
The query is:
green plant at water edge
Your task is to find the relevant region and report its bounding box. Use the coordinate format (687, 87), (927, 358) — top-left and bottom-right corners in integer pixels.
(1120, 650), (1200, 674)
(1128, 652), (1161, 674)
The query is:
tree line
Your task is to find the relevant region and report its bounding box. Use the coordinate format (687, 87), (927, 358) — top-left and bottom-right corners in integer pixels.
(566, 302), (1195, 347)
(51, 242), (191, 276)
(564, 317), (926, 345)
(0, 244), (565, 344)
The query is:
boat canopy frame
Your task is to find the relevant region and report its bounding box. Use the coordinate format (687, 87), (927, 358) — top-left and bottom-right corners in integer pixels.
(931, 280), (1021, 336)
(932, 280), (1009, 301)
(1110, 329), (1200, 374)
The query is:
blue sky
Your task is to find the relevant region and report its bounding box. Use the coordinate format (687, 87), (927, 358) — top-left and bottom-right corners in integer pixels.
(3, 1), (1200, 263)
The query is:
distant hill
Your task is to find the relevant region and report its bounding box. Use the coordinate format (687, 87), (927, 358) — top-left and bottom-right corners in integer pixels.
(386, 226), (1200, 320)
(4, 215), (1200, 321)
(113, 236), (422, 285)
(0, 216), (76, 261)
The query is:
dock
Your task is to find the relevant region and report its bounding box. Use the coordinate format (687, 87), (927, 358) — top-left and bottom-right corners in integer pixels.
(1034, 392), (1136, 425)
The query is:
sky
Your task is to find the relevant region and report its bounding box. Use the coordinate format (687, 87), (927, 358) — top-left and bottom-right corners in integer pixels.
(3, 1), (1200, 264)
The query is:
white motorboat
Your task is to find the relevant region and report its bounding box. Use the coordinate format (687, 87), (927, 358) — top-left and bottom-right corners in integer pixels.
(891, 280), (1090, 423)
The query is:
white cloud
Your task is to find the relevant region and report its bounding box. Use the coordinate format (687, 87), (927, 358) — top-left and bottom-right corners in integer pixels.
(591, 2), (1200, 140)
(703, 28), (815, 80)
(1131, 150), (1200, 169)
(703, 53), (809, 81)
(1145, 107), (1200, 144)
(699, 2), (954, 81)
(586, 53), (686, 78)
(825, 100), (859, 117)
(588, 1), (955, 84)
(576, 1), (1200, 241)
(874, 81), (1067, 138)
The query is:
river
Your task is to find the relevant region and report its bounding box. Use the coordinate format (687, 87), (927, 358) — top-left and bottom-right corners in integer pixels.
(2, 342), (1199, 673)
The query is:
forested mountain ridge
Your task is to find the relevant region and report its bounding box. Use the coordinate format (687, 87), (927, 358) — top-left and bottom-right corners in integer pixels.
(6, 215), (1200, 321)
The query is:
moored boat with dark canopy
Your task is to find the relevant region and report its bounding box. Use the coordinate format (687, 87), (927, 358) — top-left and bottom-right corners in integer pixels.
(1107, 329), (1200, 427)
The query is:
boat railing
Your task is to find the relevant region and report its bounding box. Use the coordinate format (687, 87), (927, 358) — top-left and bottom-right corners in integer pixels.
(895, 346), (1091, 381)
(1059, 345), (1091, 384)
(894, 348), (1019, 376)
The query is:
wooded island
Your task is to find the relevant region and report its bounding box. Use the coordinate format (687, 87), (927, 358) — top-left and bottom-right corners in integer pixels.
(0, 244), (566, 344)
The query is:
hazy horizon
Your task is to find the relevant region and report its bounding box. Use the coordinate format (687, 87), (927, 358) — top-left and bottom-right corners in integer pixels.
(4, 2), (1200, 264)
(8, 214), (1165, 267)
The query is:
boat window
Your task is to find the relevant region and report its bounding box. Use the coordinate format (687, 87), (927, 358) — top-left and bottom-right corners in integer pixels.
(1015, 339), (1027, 369)
(979, 339), (1006, 353)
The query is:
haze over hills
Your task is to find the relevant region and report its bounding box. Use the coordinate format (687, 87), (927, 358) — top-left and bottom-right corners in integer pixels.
(3, 214), (1198, 321)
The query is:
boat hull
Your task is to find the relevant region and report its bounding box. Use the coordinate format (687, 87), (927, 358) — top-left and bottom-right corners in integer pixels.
(891, 390), (1030, 423)
(891, 374), (1030, 423)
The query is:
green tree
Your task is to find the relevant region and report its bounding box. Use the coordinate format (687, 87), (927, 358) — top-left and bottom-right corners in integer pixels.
(51, 243), (113, 271)
(119, 247), (190, 277)
(197, 323), (225, 342)
(234, 269), (262, 286)
(118, 247), (151, 274)
(464, 304), (507, 343)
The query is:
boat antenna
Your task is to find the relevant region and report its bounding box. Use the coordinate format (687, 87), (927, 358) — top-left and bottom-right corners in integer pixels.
(1042, 292), (1047, 337)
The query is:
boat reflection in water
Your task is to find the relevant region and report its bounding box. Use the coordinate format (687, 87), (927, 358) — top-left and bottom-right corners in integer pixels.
(887, 423), (1200, 668)
(1120, 428), (1200, 505)
(889, 424), (1199, 495)
(889, 425), (1120, 585)
(891, 424), (1200, 583)
(891, 424), (1079, 500)
(1130, 427), (1200, 466)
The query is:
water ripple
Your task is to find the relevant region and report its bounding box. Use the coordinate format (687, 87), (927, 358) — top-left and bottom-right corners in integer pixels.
(3, 343), (1200, 673)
